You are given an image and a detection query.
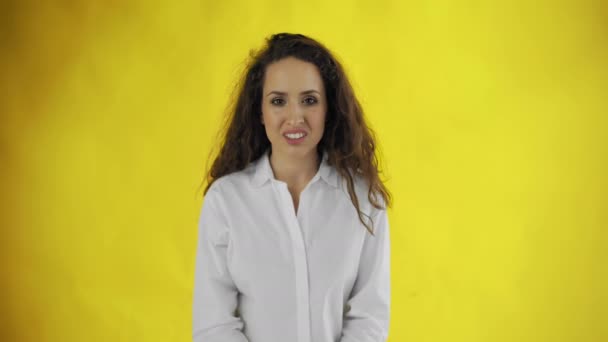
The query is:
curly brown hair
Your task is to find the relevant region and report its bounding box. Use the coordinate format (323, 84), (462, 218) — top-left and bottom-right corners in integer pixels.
(199, 32), (391, 235)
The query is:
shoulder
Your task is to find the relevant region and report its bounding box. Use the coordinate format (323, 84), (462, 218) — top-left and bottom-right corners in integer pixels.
(200, 166), (255, 232)
(204, 162), (257, 206)
(336, 171), (385, 220)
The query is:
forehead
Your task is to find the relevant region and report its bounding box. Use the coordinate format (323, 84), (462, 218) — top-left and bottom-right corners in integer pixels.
(263, 57), (324, 91)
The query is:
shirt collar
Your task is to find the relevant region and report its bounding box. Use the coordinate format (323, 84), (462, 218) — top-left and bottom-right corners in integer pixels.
(251, 148), (339, 189)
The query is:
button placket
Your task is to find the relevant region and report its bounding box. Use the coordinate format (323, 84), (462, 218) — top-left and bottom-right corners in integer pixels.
(272, 180), (311, 342)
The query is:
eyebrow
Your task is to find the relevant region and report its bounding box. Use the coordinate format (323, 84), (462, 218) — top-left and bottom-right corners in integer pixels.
(265, 90), (320, 97)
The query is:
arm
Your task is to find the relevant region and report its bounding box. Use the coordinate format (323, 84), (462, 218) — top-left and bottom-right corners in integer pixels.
(340, 209), (391, 342)
(192, 188), (249, 342)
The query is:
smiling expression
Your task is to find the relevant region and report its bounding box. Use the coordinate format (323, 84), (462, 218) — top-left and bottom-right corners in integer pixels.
(261, 57), (327, 157)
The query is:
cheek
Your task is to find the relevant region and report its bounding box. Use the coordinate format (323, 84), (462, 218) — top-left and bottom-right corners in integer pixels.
(261, 113), (282, 137)
(309, 109), (326, 132)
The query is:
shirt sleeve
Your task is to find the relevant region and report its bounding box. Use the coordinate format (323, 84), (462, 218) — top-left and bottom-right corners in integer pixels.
(339, 208), (391, 342)
(192, 188), (249, 342)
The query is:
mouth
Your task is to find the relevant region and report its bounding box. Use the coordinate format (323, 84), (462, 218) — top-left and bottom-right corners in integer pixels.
(283, 131), (308, 144)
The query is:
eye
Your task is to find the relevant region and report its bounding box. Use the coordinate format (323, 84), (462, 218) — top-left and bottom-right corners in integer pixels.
(271, 97), (285, 106)
(303, 96), (318, 105)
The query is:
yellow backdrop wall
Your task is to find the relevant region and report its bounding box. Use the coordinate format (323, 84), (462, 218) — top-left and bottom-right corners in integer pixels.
(1, 1), (606, 341)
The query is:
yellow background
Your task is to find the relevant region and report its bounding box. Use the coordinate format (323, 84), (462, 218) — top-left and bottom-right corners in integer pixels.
(1, 1), (606, 341)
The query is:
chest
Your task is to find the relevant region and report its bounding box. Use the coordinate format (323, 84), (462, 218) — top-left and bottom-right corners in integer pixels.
(223, 183), (366, 295)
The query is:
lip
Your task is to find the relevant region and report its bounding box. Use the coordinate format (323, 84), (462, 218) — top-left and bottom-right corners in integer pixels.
(283, 129), (308, 145)
(282, 129), (308, 135)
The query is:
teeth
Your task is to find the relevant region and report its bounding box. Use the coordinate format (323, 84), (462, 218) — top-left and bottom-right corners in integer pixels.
(285, 132), (306, 139)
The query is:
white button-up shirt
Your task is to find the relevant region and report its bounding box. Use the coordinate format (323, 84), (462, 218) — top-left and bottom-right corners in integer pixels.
(193, 148), (391, 342)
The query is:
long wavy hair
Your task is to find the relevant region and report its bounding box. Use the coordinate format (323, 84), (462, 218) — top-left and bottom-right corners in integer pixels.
(200, 32), (391, 235)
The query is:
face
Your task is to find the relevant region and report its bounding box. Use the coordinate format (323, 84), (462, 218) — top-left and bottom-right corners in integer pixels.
(261, 56), (327, 159)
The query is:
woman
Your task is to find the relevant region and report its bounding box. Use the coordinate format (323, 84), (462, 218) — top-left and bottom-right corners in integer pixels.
(193, 32), (392, 342)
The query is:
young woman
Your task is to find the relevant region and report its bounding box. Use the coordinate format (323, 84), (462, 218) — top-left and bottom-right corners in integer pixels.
(193, 32), (392, 342)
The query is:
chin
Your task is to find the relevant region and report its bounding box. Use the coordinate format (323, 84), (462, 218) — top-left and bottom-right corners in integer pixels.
(273, 142), (318, 156)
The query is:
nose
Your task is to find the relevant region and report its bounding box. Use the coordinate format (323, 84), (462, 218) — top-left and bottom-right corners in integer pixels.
(286, 101), (305, 125)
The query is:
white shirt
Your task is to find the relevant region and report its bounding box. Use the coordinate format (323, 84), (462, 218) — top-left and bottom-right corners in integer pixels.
(192, 148), (391, 342)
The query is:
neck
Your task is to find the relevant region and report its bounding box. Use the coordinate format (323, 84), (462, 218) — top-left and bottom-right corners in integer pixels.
(269, 149), (321, 188)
